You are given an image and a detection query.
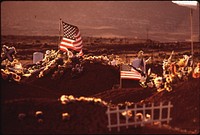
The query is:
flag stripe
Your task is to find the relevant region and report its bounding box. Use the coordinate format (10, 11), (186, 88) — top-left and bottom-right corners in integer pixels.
(74, 40), (83, 47)
(78, 49), (84, 56)
(62, 37), (75, 43)
(60, 44), (75, 50)
(60, 38), (82, 48)
(60, 40), (82, 49)
(59, 46), (69, 52)
(59, 21), (83, 56)
(120, 68), (142, 80)
(60, 43), (82, 51)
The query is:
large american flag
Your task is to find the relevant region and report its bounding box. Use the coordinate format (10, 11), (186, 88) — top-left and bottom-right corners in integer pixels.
(120, 64), (142, 80)
(59, 21), (83, 56)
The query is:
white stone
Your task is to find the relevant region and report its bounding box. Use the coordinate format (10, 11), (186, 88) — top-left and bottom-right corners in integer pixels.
(33, 52), (43, 64)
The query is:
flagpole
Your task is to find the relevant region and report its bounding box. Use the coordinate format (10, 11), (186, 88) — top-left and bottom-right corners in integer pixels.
(58, 18), (62, 50)
(119, 64), (122, 89)
(172, 1), (197, 67)
(190, 8), (194, 68)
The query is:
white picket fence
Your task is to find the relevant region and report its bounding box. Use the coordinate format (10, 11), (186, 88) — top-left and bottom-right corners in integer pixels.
(106, 101), (173, 132)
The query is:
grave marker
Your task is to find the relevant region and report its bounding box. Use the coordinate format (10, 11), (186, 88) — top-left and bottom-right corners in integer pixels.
(33, 52), (43, 64)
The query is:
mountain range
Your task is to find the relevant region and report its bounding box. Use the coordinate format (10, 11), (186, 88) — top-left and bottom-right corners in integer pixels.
(1, 1), (199, 42)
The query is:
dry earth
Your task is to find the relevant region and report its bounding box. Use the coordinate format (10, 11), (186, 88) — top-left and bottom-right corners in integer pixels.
(1, 36), (200, 134)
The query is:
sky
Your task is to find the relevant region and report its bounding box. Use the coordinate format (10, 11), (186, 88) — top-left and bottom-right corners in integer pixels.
(1, 1), (199, 42)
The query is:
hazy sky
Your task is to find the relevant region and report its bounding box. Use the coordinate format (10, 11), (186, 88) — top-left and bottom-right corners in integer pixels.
(1, 1), (199, 41)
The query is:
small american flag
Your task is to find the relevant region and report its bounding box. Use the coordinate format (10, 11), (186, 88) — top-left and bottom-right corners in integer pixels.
(120, 64), (142, 80)
(59, 21), (83, 56)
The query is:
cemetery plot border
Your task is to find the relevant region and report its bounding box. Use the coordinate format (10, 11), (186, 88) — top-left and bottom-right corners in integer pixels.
(106, 101), (173, 132)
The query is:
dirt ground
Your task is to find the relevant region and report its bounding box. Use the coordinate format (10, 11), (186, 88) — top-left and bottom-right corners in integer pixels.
(1, 63), (199, 134)
(1, 36), (200, 134)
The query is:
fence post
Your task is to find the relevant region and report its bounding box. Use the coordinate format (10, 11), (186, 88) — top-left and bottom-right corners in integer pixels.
(117, 106), (120, 132)
(125, 105), (129, 129)
(105, 102), (173, 131)
(142, 104), (145, 127)
(167, 101), (171, 124)
(159, 102), (163, 127)
(107, 106), (111, 131)
(134, 104), (137, 128)
(151, 102), (154, 125)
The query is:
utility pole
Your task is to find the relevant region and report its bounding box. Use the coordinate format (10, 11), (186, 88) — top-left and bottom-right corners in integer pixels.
(146, 27), (149, 41)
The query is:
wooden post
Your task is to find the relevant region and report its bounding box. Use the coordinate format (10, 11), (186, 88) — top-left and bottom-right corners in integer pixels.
(119, 64), (122, 89)
(107, 106), (111, 131)
(116, 106), (120, 132)
(151, 102), (154, 125)
(125, 105), (128, 129)
(134, 104), (137, 128)
(167, 101), (171, 124)
(142, 104), (145, 127)
(159, 102), (163, 127)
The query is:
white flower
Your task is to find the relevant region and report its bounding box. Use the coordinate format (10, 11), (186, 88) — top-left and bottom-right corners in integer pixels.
(121, 110), (133, 119)
(18, 113), (26, 120)
(62, 112), (70, 121)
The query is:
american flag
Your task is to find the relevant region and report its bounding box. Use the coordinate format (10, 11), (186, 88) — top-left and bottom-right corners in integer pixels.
(59, 21), (83, 56)
(120, 64), (142, 80)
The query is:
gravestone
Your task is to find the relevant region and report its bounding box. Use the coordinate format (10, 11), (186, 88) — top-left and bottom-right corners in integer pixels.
(132, 58), (146, 74)
(33, 52), (43, 64)
(132, 58), (142, 68)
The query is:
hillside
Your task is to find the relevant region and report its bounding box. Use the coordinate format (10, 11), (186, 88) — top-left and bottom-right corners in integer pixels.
(1, 61), (199, 134)
(1, 1), (199, 41)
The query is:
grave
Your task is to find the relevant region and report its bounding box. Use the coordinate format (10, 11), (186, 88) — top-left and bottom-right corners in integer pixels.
(33, 52), (43, 64)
